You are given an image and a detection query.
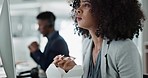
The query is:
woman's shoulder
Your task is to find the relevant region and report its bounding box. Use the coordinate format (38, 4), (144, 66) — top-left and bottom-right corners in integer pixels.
(107, 39), (141, 64)
(110, 39), (136, 49)
(108, 39), (139, 56)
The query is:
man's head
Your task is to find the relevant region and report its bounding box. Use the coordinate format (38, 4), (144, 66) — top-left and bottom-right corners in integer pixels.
(36, 11), (56, 37)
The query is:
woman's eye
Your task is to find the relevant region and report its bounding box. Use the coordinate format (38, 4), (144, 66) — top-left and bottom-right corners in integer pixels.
(83, 3), (91, 7)
(84, 4), (89, 7)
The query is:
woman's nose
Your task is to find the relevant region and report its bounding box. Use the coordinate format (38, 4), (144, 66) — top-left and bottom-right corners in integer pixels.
(77, 10), (81, 13)
(76, 9), (82, 14)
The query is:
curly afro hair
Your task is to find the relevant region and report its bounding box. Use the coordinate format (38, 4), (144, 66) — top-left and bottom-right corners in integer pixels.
(70, 0), (145, 43)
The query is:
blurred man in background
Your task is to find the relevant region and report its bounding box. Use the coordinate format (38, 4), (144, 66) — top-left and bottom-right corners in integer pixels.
(28, 11), (69, 71)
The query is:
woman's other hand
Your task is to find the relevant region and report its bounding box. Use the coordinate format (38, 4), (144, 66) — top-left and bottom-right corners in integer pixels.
(53, 55), (76, 72)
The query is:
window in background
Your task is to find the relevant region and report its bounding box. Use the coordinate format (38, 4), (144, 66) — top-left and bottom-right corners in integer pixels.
(59, 19), (82, 65)
(40, 1), (83, 65)
(39, 18), (83, 65)
(11, 8), (40, 63)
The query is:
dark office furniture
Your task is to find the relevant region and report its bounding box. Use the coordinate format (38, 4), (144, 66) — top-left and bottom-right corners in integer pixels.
(144, 74), (148, 78)
(17, 67), (39, 78)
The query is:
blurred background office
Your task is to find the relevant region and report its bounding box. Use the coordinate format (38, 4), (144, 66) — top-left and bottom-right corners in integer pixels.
(0, 0), (148, 77)
(0, 0), (82, 77)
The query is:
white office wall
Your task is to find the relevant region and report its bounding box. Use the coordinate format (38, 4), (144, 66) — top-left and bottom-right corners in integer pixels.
(141, 0), (148, 74)
(5, 1), (83, 66)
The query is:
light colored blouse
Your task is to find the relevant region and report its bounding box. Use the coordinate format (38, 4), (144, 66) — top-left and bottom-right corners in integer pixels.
(87, 51), (101, 78)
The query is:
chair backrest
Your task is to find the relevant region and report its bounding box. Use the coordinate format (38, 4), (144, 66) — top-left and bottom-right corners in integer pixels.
(17, 67), (39, 78)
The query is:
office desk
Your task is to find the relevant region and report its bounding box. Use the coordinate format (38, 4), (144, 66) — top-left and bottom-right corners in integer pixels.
(16, 61), (46, 78)
(0, 61), (46, 78)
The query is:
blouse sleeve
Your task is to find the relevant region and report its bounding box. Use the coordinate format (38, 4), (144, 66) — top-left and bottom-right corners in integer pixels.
(116, 42), (142, 78)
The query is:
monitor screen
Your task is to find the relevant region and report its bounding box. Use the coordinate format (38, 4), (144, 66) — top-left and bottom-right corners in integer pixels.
(0, 0), (16, 78)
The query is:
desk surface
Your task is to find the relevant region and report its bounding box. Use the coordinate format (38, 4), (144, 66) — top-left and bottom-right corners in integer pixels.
(0, 60), (37, 78)
(0, 61), (47, 78)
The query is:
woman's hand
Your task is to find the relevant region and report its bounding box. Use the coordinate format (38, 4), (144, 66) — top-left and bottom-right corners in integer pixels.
(53, 55), (76, 72)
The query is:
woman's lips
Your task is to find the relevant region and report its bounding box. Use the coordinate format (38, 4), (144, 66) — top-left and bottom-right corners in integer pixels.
(77, 17), (82, 21)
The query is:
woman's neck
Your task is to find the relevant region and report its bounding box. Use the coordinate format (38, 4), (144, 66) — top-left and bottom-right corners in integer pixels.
(89, 29), (103, 53)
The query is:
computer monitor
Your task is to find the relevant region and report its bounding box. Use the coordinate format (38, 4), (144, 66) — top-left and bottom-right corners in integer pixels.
(0, 0), (16, 78)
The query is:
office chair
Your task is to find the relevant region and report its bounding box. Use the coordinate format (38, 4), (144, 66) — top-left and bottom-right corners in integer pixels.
(17, 67), (39, 78)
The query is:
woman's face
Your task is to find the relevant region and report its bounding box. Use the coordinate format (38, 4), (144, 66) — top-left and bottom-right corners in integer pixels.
(76, 0), (97, 30)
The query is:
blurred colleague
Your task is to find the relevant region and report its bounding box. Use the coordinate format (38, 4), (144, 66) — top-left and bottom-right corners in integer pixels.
(28, 11), (69, 71)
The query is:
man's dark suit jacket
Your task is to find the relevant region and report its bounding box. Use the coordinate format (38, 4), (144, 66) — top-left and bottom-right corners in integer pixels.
(30, 31), (69, 71)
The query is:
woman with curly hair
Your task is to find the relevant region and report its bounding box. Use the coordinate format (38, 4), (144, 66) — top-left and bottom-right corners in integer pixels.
(53, 0), (145, 78)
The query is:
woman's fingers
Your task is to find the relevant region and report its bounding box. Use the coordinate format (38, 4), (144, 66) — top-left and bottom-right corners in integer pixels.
(53, 56), (76, 71)
(62, 59), (76, 71)
(54, 55), (64, 60)
(53, 55), (64, 67)
(57, 60), (66, 68)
